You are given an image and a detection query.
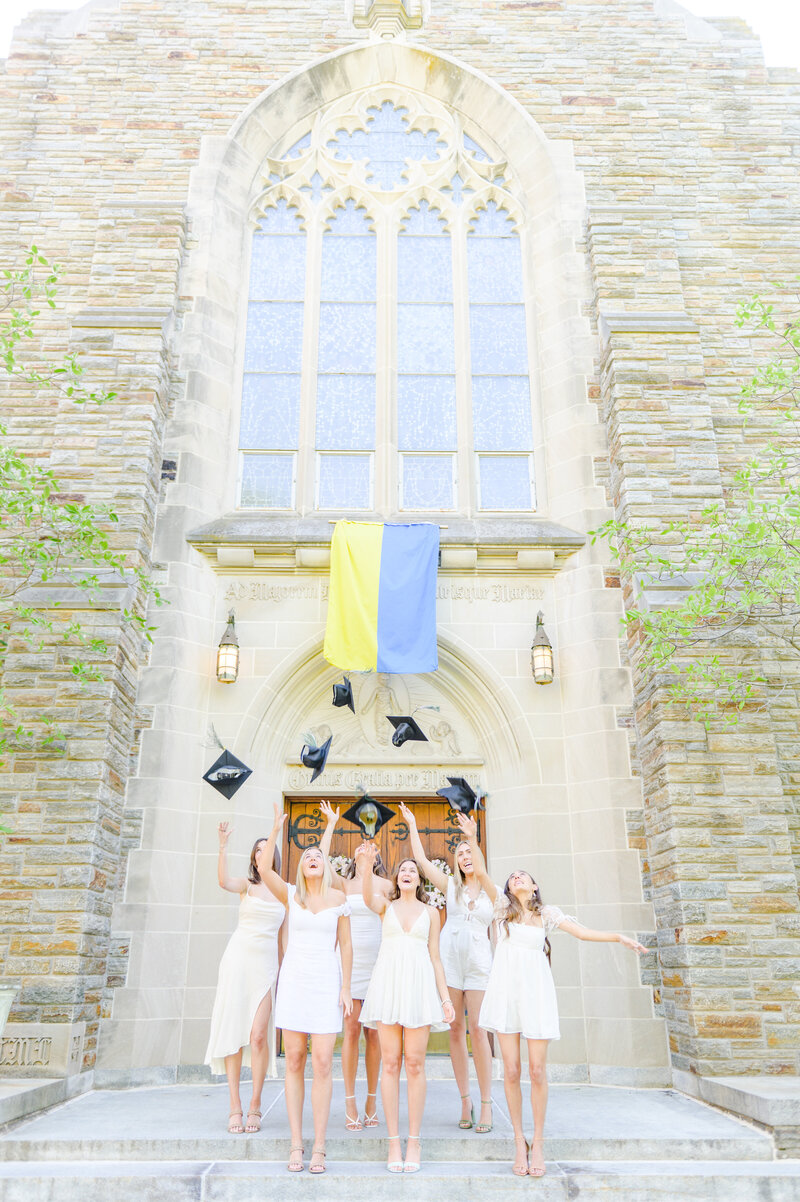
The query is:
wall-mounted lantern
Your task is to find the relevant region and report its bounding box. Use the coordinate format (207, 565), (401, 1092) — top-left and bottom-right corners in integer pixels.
(216, 612), (240, 683)
(531, 611), (554, 685)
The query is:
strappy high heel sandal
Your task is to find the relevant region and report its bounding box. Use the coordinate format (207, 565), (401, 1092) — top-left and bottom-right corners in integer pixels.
(386, 1133), (404, 1174)
(363, 1090), (379, 1127)
(245, 1108), (262, 1134)
(528, 1142), (546, 1178)
(344, 1096), (362, 1131)
(227, 1111), (244, 1134)
(458, 1093), (475, 1129)
(287, 1146), (304, 1172)
(475, 1099), (493, 1134)
(309, 1148), (327, 1174)
(512, 1139), (529, 1176)
(404, 1134), (422, 1173)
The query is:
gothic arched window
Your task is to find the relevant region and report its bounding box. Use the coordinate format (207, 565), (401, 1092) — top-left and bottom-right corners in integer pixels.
(239, 90), (536, 514)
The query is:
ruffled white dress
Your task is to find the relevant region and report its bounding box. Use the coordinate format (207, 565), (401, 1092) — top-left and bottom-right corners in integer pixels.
(348, 890), (383, 1001)
(361, 903), (448, 1032)
(274, 884), (350, 1034)
(479, 906), (575, 1041)
(204, 885), (285, 1076)
(440, 878), (494, 991)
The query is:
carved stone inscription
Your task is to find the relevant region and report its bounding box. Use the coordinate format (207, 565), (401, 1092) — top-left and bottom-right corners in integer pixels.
(0, 1022), (85, 1078)
(223, 580), (545, 605)
(286, 767), (481, 793)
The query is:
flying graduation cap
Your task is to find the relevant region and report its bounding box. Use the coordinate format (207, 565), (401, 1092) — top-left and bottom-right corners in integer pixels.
(300, 734), (333, 783)
(343, 790), (395, 840)
(332, 676), (355, 713)
(202, 749), (253, 800)
(387, 714), (429, 748)
(436, 776), (485, 814)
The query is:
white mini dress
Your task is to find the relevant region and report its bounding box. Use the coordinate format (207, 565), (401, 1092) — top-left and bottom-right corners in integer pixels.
(440, 878), (494, 992)
(479, 906), (575, 1041)
(361, 902), (448, 1032)
(347, 890), (383, 1001)
(204, 885), (285, 1076)
(274, 884), (350, 1035)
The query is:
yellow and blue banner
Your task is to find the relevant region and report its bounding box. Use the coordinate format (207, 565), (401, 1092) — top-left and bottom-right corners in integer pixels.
(324, 521), (439, 673)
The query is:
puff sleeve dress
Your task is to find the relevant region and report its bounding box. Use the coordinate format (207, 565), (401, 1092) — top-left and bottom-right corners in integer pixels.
(478, 905), (575, 1041)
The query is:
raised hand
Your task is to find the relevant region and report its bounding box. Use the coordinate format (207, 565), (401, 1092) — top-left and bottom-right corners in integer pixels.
(455, 812), (478, 840)
(271, 803), (288, 836)
(357, 841), (378, 866)
(218, 821), (232, 845)
(319, 799), (339, 826)
(399, 801), (416, 828)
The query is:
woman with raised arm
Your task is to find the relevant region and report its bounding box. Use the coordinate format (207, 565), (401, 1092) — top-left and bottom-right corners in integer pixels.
(360, 847), (455, 1174)
(204, 820), (285, 1135)
(399, 802), (496, 1134)
(464, 823), (647, 1180)
(260, 804), (353, 1175)
(319, 800), (392, 1131)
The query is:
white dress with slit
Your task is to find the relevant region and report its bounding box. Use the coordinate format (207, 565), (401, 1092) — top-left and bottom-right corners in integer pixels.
(478, 906), (575, 1041)
(361, 903), (448, 1032)
(204, 885), (284, 1076)
(274, 884), (350, 1034)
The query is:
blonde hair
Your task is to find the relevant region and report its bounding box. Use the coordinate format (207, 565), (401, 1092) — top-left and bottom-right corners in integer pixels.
(295, 844), (334, 908)
(452, 840), (472, 903)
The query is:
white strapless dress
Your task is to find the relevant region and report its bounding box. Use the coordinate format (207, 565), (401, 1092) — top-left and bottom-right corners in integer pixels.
(348, 891), (383, 1001)
(274, 885), (350, 1035)
(204, 886), (284, 1076)
(361, 903), (448, 1032)
(479, 906), (574, 1041)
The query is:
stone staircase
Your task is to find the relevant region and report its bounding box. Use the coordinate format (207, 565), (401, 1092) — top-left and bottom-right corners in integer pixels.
(1, 1078), (798, 1200)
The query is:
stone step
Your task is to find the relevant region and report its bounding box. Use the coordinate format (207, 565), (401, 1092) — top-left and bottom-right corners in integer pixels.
(1, 1159), (799, 1202)
(0, 1081), (775, 1164)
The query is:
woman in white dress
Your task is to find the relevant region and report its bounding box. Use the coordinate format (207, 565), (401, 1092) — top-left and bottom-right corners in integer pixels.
(401, 804), (495, 1134)
(360, 848), (455, 1174)
(204, 820), (285, 1135)
(319, 801), (392, 1131)
(462, 827), (646, 1179)
(260, 805), (353, 1175)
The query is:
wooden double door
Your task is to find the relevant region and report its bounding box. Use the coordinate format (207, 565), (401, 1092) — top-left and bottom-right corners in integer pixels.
(283, 796), (485, 881)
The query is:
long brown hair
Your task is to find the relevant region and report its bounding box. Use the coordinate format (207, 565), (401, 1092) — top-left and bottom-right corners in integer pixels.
(390, 858), (429, 904)
(502, 871), (551, 963)
(248, 837), (280, 884)
(346, 849), (390, 881)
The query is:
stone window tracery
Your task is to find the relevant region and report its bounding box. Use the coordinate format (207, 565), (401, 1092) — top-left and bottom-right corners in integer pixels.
(239, 88), (535, 514)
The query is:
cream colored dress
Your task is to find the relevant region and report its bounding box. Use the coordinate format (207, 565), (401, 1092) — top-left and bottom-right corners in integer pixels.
(361, 903), (448, 1032)
(205, 885), (285, 1076)
(479, 906), (575, 1041)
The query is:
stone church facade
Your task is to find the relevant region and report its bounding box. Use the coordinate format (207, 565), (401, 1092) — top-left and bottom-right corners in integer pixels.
(1, 0), (799, 1094)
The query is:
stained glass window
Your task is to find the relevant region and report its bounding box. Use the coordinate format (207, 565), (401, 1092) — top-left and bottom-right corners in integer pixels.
(327, 101), (445, 191)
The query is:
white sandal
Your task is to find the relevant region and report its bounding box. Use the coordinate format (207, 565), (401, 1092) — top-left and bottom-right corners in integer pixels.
(386, 1133), (404, 1174)
(363, 1091), (379, 1127)
(404, 1133), (422, 1173)
(344, 1095), (362, 1131)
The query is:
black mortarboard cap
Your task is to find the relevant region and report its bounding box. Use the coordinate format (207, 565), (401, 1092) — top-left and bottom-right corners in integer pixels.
(332, 676), (355, 713)
(342, 793), (395, 839)
(301, 734), (333, 783)
(387, 715), (429, 748)
(436, 776), (484, 814)
(202, 749), (253, 799)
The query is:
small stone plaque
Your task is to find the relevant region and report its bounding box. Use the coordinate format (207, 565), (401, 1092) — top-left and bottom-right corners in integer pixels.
(0, 1022), (85, 1078)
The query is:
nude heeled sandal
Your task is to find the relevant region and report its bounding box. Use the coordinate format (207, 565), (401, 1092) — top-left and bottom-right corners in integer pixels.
(386, 1133), (404, 1174)
(287, 1146), (304, 1172)
(344, 1096), (362, 1131)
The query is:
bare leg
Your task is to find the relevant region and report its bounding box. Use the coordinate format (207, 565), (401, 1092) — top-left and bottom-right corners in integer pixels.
(377, 1022), (403, 1169)
(527, 1039), (549, 1176)
(246, 992), (272, 1127)
(341, 1000), (363, 1128)
(497, 1032), (527, 1175)
(309, 1031), (336, 1170)
(447, 987), (472, 1124)
(465, 989), (493, 1130)
(403, 1024), (430, 1171)
(282, 1030), (307, 1163)
(364, 1025), (381, 1122)
(224, 1049), (243, 1131)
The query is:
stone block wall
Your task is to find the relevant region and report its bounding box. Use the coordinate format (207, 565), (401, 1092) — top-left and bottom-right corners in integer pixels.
(0, 0), (798, 1076)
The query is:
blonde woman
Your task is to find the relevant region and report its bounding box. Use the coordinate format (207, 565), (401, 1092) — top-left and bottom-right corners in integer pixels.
(260, 805), (353, 1175)
(400, 803), (495, 1134)
(204, 821), (285, 1134)
(360, 849), (455, 1174)
(461, 825), (646, 1179)
(319, 800), (392, 1131)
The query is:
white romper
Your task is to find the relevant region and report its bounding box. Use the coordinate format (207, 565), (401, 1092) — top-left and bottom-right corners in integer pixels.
(274, 884), (350, 1035)
(439, 877), (494, 992)
(479, 905), (575, 1041)
(204, 885), (284, 1076)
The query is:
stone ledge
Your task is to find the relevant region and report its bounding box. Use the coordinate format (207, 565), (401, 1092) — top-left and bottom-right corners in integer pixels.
(674, 1069), (800, 1157)
(0, 1073), (92, 1129)
(598, 311), (700, 345)
(71, 308), (172, 330)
